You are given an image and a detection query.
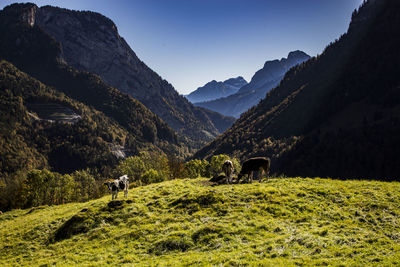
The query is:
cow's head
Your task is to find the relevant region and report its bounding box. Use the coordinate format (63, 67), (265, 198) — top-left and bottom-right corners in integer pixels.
(119, 175), (129, 183)
(104, 181), (118, 191)
(104, 181), (112, 191)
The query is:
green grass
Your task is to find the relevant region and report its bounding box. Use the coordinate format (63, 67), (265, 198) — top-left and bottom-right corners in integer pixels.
(1, 177), (400, 266)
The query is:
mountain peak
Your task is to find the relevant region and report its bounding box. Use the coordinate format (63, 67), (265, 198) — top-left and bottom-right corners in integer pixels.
(186, 76), (247, 103)
(287, 50), (310, 59)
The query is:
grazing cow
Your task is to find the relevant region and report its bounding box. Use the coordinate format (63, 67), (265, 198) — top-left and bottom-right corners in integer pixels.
(222, 160), (234, 184)
(105, 175), (129, 200)
(238, 157), (270, 183)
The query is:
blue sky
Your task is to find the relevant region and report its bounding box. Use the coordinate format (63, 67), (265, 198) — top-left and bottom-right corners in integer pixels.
(1, 0), (363, 94)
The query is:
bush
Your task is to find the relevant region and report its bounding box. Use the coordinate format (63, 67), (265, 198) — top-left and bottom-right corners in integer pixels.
(114, 152), (171, 184)
(114, 156), (146, 182)
(22, 169), (76, 207)
(141, 169), (165, 184)
(184, 159), (209, 178)
(71, 169), (102, 202)
(167, 154), (186, 179)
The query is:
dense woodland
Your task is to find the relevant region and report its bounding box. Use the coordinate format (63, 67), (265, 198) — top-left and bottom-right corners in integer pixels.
(195, 0), (400, 180)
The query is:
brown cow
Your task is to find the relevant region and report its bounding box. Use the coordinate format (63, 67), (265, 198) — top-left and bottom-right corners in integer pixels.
(238, 157), (270, 183)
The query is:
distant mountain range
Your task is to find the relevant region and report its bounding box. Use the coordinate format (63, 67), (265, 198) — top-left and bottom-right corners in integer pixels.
(0, 3), (234, 151)
(195, 0), (400, 180)
(185, 77), (247, 103)
(195, 51), (310, 118)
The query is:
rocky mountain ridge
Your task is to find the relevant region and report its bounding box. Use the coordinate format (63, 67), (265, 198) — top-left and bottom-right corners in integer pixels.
(195, 51), (310, 118)
(185, 76), (247, 103)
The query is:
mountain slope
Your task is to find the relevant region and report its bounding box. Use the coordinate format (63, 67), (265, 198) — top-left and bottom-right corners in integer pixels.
(1, 177), (399, 265)
(186, 76), (247, 103)
(195, 0), (400, 180)
(2, 3), (233, 148)
(0, 59), (177, 175)
(195, 51), (310, 118)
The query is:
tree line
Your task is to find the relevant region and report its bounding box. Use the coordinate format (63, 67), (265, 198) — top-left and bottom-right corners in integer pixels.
(0, 152), (240, 211)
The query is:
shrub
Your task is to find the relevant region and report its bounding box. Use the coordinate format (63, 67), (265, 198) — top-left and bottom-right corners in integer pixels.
(184, 159), (209, 178)
(71, 169), (101, 202)
(22, 169), (77, 207)
(114, 156), (146, 182)
(114, 152), (171, 184)
(141, 169), (165, 184)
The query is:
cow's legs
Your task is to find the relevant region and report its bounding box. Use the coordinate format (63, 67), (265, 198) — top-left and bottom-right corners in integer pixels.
(124, 189), (128, 198)
(249, 172), (253, 183)
(253, 171), (259, 181)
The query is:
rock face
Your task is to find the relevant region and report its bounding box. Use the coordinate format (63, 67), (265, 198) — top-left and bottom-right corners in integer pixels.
(16, 4), (233, 147)
(195, 51), (310, 118)
(186, 76), (247, 103)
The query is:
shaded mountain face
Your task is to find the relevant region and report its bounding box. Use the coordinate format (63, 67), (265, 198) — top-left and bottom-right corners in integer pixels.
(185, 76), (247, 103)
(0, 59), (176, 175)
(195, 51), (310, 118)
(195, 0), (400, 180)
(3, 4), (233, 149)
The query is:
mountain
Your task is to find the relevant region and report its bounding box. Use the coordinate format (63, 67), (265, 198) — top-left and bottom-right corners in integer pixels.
(185, 76), (247, 103)
(0, 3), (234, 149)
(0, 59), (179, 176)
(195, 51), (310, 118)
(194, 0), (400, 180)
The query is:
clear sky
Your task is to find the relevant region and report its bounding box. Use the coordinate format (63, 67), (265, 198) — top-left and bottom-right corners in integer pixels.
(1, 0), (363, 94)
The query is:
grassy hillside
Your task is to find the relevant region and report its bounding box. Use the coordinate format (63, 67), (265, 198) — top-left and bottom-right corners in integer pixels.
(1, 178), (399, 266)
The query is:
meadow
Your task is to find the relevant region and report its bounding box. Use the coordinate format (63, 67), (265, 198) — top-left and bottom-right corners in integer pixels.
(1, 177), (400, 266)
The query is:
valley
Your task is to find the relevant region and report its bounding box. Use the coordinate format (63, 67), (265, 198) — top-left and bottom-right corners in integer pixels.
(0, 0), (399, 265)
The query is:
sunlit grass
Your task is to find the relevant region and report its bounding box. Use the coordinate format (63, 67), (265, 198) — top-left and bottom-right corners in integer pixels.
(1, 177), (400, 266)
